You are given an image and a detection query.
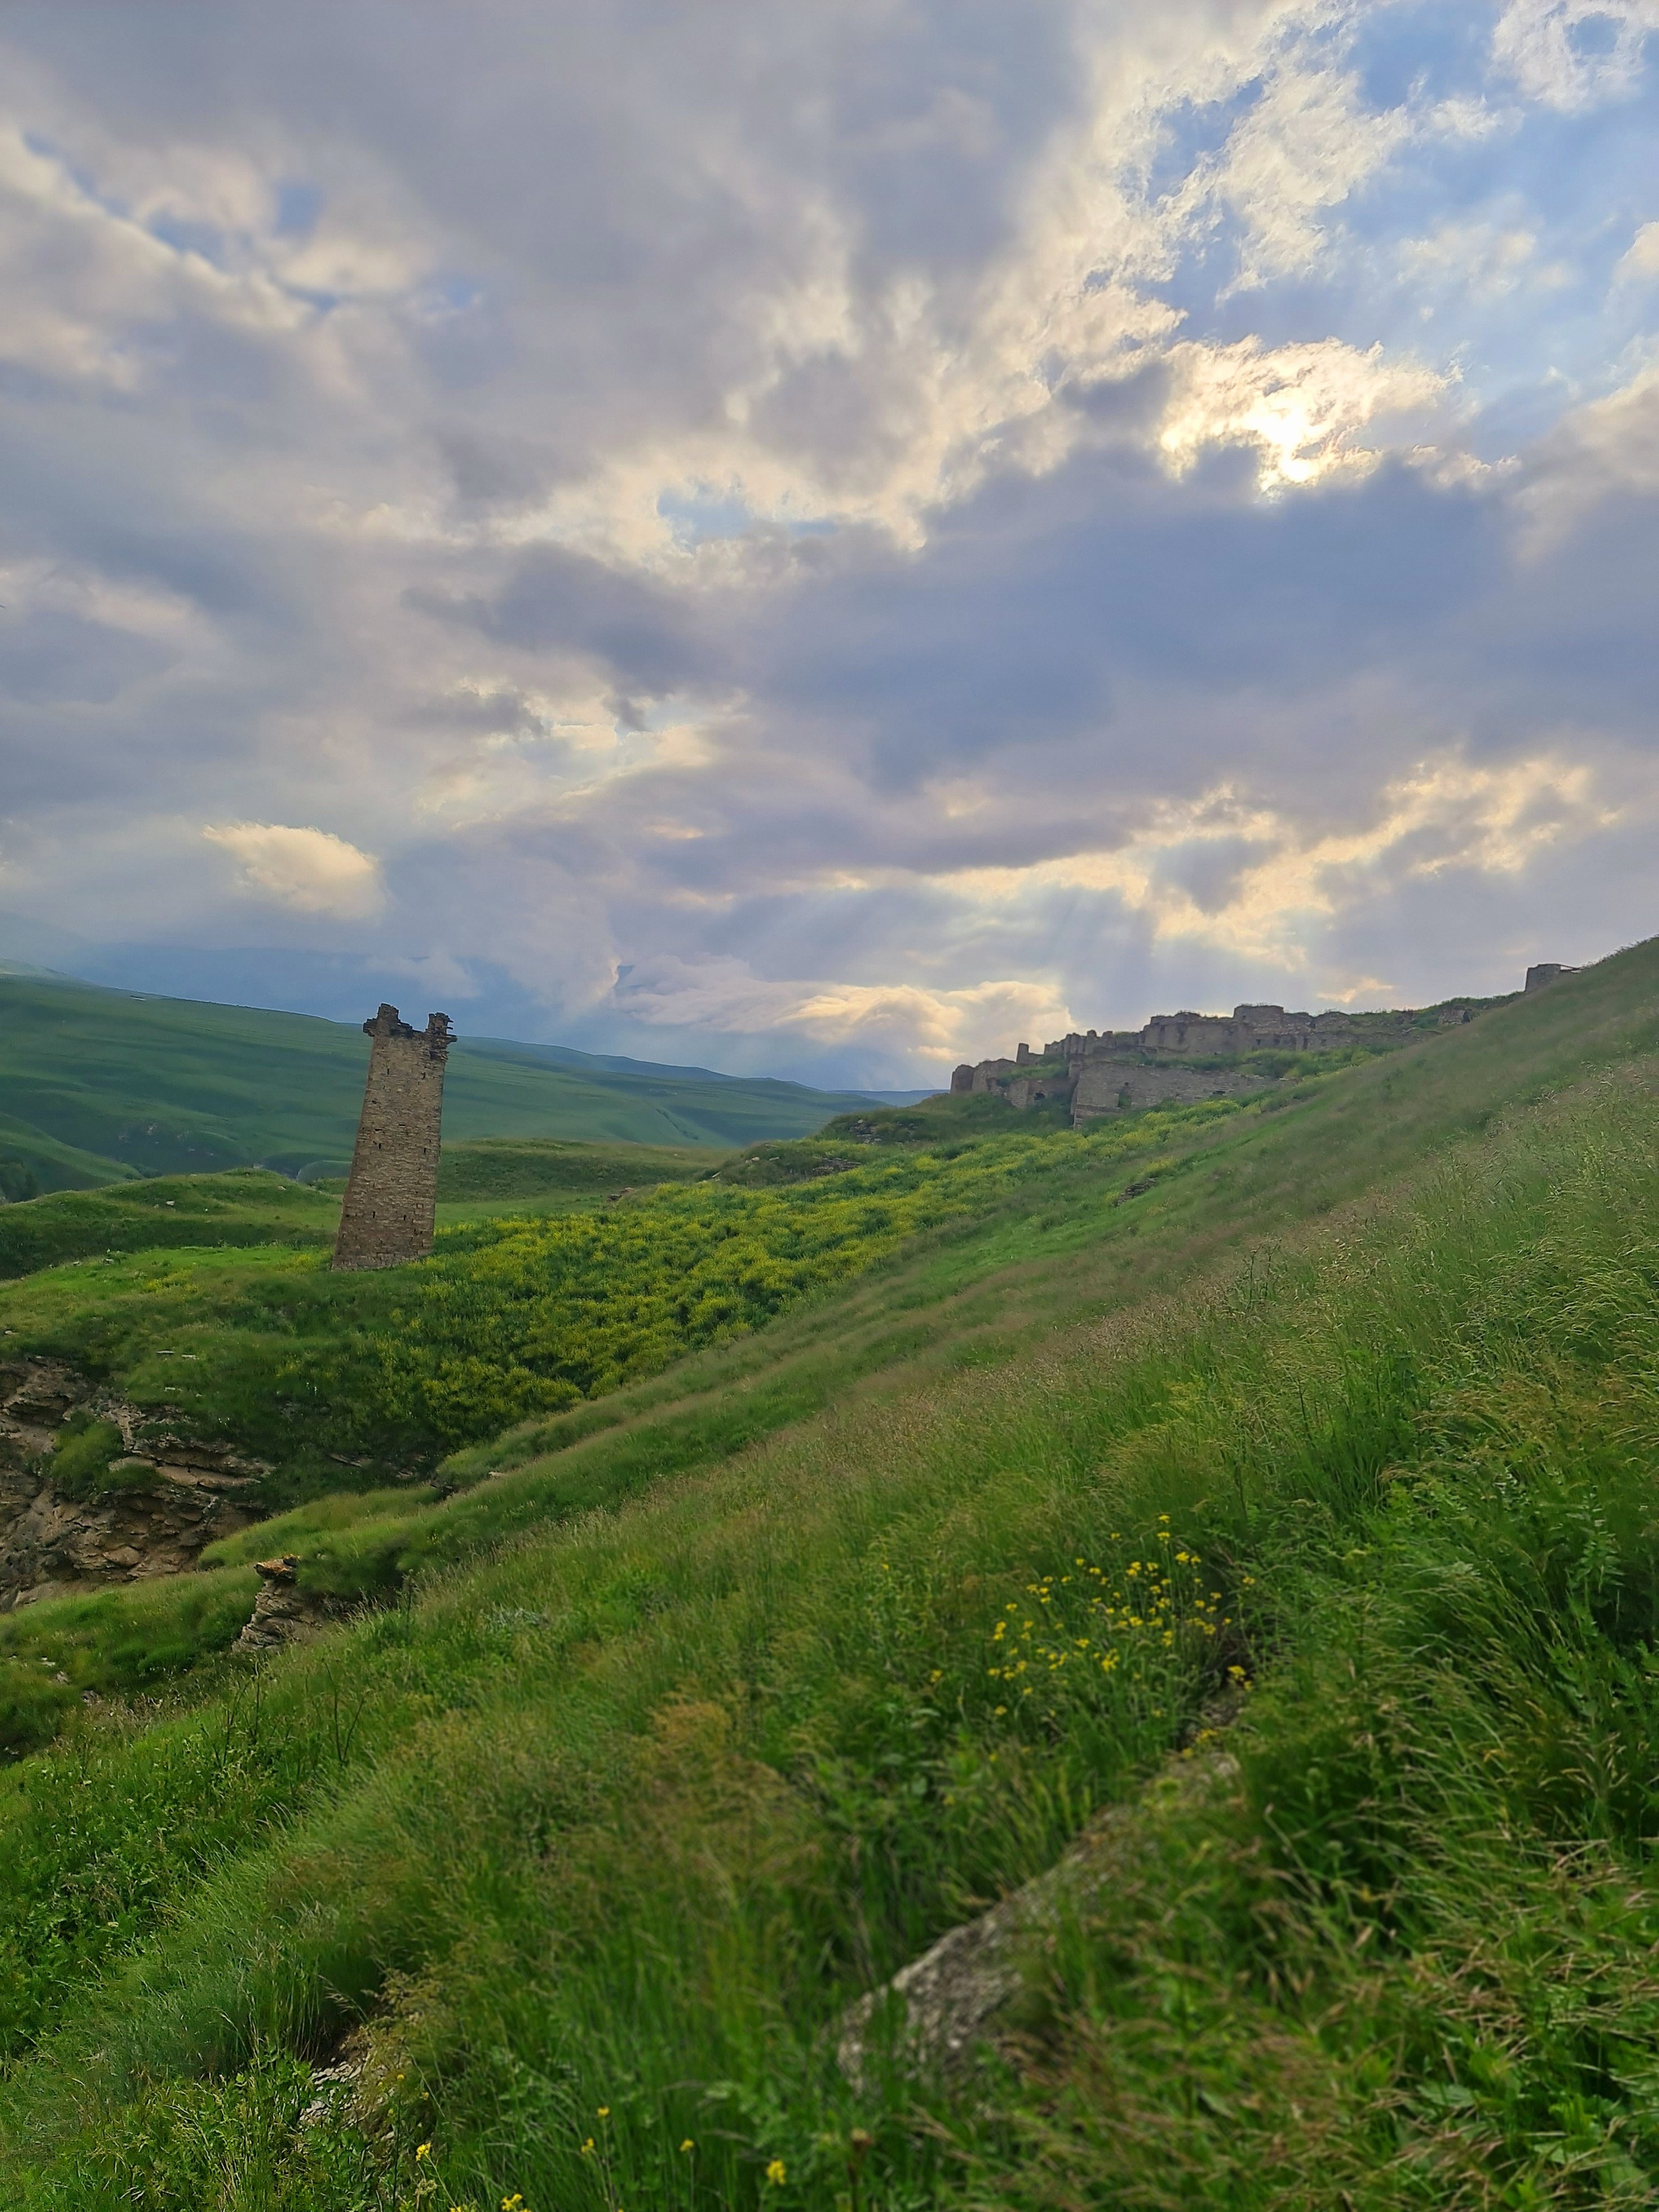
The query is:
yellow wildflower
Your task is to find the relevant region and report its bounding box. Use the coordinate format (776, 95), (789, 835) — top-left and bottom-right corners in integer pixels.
(766, 2158), (787, 2185)
(416, 2144), (432, 2162)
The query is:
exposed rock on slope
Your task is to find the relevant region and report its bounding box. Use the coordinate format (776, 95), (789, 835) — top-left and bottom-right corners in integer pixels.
(0, 1357), (262, 1609)
(233, 1554), (347, 1652)
(838, 1735), (1240, 2086)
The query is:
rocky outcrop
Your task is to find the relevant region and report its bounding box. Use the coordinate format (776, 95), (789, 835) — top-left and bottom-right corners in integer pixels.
(838, 1735), (1239, 2086)
(0, 1357), (263, 1609)
(232, 1554), (347, 1652)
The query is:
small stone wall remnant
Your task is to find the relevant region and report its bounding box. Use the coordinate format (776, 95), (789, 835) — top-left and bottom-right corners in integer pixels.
(1525, 963), (1580, 991)
(332, 1005), (454, 1271)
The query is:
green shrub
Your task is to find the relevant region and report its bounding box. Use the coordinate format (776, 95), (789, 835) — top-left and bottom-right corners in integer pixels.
(0, 1664), (76, 1761)
(43, 1417), (127, 1500)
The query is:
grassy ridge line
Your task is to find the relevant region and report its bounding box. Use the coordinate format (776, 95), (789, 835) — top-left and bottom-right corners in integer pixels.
(1, 1058), (1655, 2206)
(0, 1109), (136, 1194)
(0, 974), (894, 1187)
(0, 1169), (337, 1280)
(0, 1138), (719, 1281)
(0, 1138), (717, 1281)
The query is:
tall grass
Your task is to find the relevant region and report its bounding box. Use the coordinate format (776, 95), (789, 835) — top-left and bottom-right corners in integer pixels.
(0, 1058), (1654, 2207)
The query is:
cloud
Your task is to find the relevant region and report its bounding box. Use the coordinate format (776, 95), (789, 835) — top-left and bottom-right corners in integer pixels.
(933, 752), (1623, 966)
(203, 823), (385, 917)
(1397, 218), (1559, 299)
(1614, 219), (1659, 279)
(1493, 1), (1659, 113)
(0, 1), (1653, 1082)
(1157, 336), (1448, 488)
(613, 954), (1072, 1067)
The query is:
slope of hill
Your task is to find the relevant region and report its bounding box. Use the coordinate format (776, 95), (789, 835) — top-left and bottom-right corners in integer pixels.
(0, 1170), (339, 1281)
(0, 946), (1656, 2208)
(0, 972), (891, 1187)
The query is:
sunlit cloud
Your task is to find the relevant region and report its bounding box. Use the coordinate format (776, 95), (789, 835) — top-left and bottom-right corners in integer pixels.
(0, 1), (1652, 1081)
(938, 756), (1622, 967)
(203, 823), (386, 918)
(613, 955), (1072, 1067)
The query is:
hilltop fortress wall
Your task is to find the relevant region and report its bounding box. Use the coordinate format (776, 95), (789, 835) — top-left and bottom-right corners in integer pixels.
(949, 997), (1477, 1127)
(332, 1004), (454, 1270)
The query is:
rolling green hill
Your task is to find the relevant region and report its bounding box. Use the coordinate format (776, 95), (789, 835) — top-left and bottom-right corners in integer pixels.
(0, 972), (893, 1188)
(1, 947), (1657, 2207)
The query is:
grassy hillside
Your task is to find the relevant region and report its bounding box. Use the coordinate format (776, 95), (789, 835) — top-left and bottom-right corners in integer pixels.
(433, 1136), (720, 1202)
(0, 948), (1656, 2207)
(0, 1168), (338, 1280)
(0, 974), (889, 1187)
(0, 1138), (735, 1279)
(0, 1099), (1237, 1508)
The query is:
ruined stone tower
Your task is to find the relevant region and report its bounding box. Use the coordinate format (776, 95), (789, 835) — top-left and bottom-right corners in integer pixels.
(331, 1005), (455, 1271)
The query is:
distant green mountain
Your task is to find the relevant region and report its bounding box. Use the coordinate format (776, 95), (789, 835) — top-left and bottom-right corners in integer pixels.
(0, 972), (896, 1188)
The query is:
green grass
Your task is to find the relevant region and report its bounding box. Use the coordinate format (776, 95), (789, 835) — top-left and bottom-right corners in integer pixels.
(0, 974), (898, 1187)
(0, 1107), (138, 1193)
(0, 1168), (338, 1279)
(429, 1136), (726, 1225)
(0, 1141), (737, 1280)
(0, 948), (1657, 2205)
(0, 1569), (260, 1758)
(434, 1136), (723, 1200)
(0, 1101), (1237, 1514)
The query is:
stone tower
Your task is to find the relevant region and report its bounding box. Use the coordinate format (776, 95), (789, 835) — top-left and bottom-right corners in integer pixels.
(331, 1005), (455, 1271)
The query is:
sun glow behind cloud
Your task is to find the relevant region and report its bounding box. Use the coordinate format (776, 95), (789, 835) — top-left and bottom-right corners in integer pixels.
(0, 0), (1653, 1081)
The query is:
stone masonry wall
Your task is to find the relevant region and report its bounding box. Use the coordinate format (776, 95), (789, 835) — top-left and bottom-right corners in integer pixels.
(1070, 1059), (1273, 1124)
(331, 1004), (454, 1272)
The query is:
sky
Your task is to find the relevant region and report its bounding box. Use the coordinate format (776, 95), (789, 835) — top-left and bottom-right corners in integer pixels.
(0, 0), (1656, 1089)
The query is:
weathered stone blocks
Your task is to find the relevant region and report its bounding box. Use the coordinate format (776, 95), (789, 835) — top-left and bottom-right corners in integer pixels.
(332, 1004), (454, 1271)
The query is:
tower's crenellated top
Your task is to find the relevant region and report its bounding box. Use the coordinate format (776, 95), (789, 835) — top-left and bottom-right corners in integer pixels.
(362, 1004), (454, 1059)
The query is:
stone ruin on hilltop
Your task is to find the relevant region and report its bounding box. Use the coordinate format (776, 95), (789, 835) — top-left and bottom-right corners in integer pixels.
(948, 985), (1529, 1127)
(332, 1004), (455, 1270)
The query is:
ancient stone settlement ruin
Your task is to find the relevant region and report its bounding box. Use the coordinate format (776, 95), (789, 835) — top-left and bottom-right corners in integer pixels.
(950, 965), (1572, 1126)
(331, 1004), (454, 1270)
